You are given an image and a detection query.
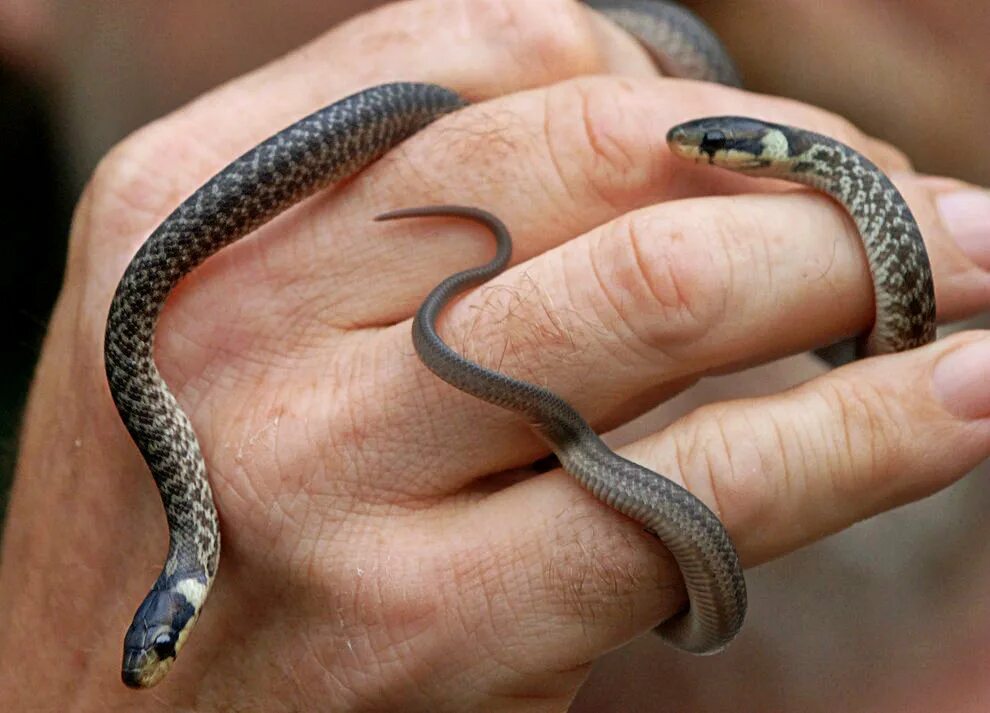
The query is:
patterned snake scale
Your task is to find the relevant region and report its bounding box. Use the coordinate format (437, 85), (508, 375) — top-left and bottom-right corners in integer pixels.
(666, 118), (936, 356)
(103, 0), (934, 689)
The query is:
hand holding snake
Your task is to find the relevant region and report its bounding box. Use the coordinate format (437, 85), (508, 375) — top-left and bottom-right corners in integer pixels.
(5, 1), (990, 710)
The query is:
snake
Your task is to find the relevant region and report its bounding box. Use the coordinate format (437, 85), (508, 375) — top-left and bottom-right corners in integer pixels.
(103, 0), (935, 690)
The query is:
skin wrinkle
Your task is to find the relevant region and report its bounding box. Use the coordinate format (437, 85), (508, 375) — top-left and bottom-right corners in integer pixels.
(623, 214), (721, 365)
(753, 407), (799, 547)
(652, 403), (731, 539)
(637, 214), (724, 355)
(584, 222), (646, 364)
(575, 84), (634, 213)
(826, 377), (903, 501)
(478, 0), (593, 85)
(693, 408), (736, 525)
(442, 547), (510, 674)
(541, 89), (581, 209)
(574, 235), (645, 373)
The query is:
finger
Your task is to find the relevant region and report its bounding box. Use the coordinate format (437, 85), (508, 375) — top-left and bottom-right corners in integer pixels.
(289, 168), (988, 498)
(170, 73), (934, 368)
(895, 174), (990, 323)
(442, 331), (990, 664)
(84, 0), (644, 279)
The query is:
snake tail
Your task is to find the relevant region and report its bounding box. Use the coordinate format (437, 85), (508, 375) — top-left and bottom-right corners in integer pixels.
(376, 205), (747, 653)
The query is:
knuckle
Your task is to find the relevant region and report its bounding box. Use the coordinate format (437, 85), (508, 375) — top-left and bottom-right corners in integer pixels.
(461, 0), (599, 79)
(544, 78), (662, 211)
(814, 377), (905, 496)
(588, 205), (739, 359)
(79, 123), (191, 256)
(670, 402), (774, 534)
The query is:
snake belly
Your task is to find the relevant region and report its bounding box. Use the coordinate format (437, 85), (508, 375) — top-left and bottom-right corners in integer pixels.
(106, 1), (743, 689)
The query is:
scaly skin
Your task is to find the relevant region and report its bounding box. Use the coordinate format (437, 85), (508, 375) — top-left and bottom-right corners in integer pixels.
(105, 0), (745, 688)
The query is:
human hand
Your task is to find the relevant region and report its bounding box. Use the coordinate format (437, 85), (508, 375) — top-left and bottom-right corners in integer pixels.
(2, 1), (990, 710)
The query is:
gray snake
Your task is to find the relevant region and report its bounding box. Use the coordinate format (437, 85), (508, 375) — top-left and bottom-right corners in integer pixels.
(104, 0), (935, 689)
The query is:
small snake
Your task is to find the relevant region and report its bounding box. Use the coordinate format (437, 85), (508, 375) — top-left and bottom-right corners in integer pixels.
(377, 205), (746, 653)
(370, 123), (937, 653)
(666, 117), (936, 355)
(103, 0), (933, 689)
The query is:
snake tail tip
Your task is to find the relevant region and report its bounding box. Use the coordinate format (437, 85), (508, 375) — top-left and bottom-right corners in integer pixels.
(374, 205), (463, 223)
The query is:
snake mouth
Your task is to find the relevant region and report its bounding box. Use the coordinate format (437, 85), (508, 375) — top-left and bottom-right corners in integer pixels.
(121, 664), (146, 689)
(121, 649), (151, 688)
(122, 647), (173, 688)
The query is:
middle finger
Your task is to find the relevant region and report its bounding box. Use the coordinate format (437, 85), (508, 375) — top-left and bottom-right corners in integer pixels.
(251, 77), (987, 488)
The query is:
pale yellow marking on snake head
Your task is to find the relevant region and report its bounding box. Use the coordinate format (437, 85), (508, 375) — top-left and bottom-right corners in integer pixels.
(175, 577), (207, 609)
(121, 577), (206, 688)
(666, 117), (798, 172)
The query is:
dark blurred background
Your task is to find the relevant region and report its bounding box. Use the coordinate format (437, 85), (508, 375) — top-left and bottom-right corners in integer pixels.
(0, 65), (70, 512)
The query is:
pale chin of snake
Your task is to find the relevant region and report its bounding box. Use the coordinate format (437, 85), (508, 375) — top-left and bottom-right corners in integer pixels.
(103, 0), (934, 690)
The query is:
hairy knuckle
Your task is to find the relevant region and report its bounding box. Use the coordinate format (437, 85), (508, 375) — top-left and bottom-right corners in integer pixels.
(465, 0), (598, 78)
(545, 79), (663, 211)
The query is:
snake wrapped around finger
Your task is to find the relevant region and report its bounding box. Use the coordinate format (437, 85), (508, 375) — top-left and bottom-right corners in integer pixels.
(104, 0), (934, 688)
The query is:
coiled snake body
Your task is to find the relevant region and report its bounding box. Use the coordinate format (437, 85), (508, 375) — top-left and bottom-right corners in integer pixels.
(105, 0), (935, 689)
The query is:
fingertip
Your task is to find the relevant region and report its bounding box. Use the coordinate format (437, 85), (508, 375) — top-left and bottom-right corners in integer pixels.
(931, 332), (990, 420)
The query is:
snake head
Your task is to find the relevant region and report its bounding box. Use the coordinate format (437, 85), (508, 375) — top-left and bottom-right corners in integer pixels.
(666, 116), (812, 172)
(121, 579), (205, 688)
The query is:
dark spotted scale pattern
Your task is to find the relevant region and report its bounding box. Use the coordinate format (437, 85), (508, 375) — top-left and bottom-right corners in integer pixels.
(105, 82), (465, 684)
(105, 1), (749, 689)
(785, 134), (936, 354)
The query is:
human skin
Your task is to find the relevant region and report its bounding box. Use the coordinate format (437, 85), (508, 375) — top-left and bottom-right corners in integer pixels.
(3, 1), (986, 184)
(2, 0), (990, 711)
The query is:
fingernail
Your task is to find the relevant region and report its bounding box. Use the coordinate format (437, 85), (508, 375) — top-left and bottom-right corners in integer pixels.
(933, 338), (990, 419)
(938, 190), (990, 268)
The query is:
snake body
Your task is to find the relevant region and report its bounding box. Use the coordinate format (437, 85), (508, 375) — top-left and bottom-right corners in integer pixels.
(585, 0), (741, 86)
(666, 118), (936, 354)
(107, 82), (466, 688)
(103, 0), (934, 689)
(376, 205), (746, 652)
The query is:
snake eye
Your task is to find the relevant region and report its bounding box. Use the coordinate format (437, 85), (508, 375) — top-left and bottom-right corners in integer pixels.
(152, 632), (177, 660)
(700, 130), (727, 154)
